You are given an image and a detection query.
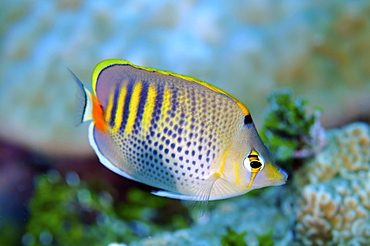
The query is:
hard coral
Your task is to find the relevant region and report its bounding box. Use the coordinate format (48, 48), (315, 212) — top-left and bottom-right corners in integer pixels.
(294, 123), (370, 246)
(295, 122), (369, 186)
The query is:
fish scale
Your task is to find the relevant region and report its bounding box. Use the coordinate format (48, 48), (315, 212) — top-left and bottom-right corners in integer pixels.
(73, 59), (288, 211)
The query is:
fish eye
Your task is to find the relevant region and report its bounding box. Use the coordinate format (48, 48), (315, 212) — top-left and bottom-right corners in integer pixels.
(243, 151), (265, 173)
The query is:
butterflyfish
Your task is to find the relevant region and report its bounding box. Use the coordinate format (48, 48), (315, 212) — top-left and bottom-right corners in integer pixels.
(72, 59), (288, 215)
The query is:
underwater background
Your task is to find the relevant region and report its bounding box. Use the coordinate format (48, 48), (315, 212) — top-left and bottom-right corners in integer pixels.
(0, 0), (369, 245)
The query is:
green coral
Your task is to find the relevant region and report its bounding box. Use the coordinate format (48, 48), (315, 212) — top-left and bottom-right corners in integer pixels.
(256, 230), (274, 246)
(118, 187), (190, 230)
(260, 89), (325, 168)
(23, 170), (189, 246)
(221, 227), (247, 246)
(220, 227), (275, 246)
(0, 221), (21, 246)
(24, 170), (129, 245)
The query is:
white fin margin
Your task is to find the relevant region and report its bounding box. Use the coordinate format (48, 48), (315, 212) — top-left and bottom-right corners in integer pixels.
(151, 190), (194, 200)
(88, 123), (139, 182)
(82, 88), (93, 122)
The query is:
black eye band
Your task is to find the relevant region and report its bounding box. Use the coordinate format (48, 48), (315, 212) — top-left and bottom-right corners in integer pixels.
(244, 114), (253, 125)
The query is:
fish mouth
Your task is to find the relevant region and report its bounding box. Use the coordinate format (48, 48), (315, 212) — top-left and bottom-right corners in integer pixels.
(270, 168), (288, 186)
(247, 168), (288, 189)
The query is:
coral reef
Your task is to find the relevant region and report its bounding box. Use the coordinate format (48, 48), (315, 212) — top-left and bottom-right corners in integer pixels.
(293, 123), (370, 245)
(23, 170), (131, 246)
(1, 0), (369, 156)
(128, 187), (290, 246)
(295, 175), (370, 246)
(220, 227), (248, 246)
(295, 122), (369, 186)
(23, 170), (189, 246)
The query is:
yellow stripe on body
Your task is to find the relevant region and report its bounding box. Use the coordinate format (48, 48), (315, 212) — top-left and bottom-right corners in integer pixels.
(235, 160), (240, 185)
(219, 150), (241, 185)
(218, 150), (229, 176)
(161, 86), (172, 116)
(112, 83), (127, 133)
(104, 91), (115, 128)
(124, 82), (142, 134)
(141, 85), (157, 132)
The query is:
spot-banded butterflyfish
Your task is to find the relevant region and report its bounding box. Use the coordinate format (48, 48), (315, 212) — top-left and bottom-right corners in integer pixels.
(72, 59), (288, 216)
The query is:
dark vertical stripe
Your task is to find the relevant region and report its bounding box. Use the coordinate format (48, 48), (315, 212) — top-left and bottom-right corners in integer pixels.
(189, 88), (197, 121)
(109, 85), (120, 128)
(170, 86), (177, 116)
(120, 80), (135, 131)
(151, 83), (164, 127)
(134, 81), (149, 130)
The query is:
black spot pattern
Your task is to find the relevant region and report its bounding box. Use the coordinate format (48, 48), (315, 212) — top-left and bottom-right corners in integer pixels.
(106, 68), (245, 194)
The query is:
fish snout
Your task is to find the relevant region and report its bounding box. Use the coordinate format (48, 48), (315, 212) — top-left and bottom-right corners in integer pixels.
(270, 168), (288, 186)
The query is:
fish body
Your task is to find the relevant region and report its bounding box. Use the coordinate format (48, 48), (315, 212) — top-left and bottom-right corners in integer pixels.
(74, 59), (287, 203)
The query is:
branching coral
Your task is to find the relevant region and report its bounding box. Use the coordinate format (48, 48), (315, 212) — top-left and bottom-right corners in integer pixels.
(295, 122), (369, 186)
(293, 123), (370, 246)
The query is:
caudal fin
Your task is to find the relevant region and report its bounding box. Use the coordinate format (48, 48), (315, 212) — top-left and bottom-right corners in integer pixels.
(69, 69), (93, 124)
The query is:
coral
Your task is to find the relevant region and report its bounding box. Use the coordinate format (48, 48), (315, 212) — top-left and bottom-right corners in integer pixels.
(260, 89), (325, 163)
(293, 123), (370, 245)
(295, 122), (370, 186)
(1, 0), (369, 156)
(23, 170), (189, 246)
(23, 170), (132, 245)
(129, 187), (290, 246)
(220, 227), (247, 246)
